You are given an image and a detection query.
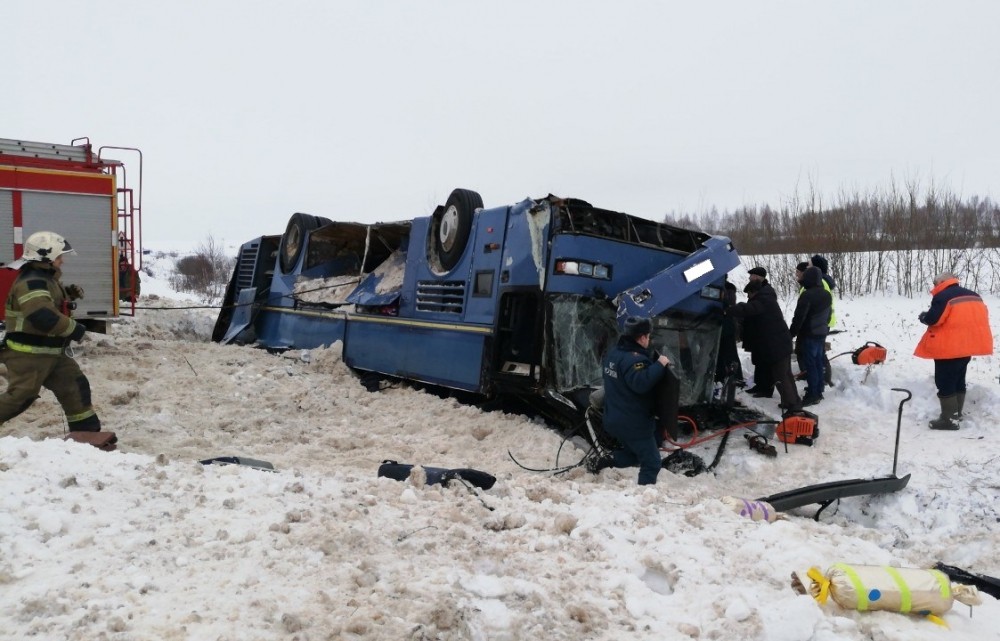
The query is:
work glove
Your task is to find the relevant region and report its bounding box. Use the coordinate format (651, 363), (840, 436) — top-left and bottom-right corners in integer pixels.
(918, 312), (928, 324)
(66, 284), (85, 300)
(68, 323), (87, 343)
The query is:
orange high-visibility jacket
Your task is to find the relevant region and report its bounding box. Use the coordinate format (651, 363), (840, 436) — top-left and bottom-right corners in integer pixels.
(914, 278), (993, 359)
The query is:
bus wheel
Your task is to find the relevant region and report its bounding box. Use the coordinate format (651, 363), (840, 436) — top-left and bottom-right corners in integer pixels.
(431, 188), (482, 271)
(279, 213), (331, 273)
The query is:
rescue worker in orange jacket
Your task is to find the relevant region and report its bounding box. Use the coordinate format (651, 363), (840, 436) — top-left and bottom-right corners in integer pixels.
(914, 272), (993, 430)
(0, 231), (98, 432)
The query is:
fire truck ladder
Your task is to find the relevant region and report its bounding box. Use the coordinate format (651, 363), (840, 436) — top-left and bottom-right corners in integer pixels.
(0, 138), (97, 166)
(95, 142), (143, 315)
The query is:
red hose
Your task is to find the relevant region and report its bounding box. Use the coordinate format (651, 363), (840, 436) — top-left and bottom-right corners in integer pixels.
(660, 418), (761, 451)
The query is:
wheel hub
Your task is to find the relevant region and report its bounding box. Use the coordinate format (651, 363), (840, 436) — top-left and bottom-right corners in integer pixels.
(439, 205), (459, 252)
(285, 227), (301, 258)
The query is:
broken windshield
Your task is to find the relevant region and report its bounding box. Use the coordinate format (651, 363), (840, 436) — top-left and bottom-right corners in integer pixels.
(550, 295), (722, 405)
(549, 294), (619, 392)
(651, 314), (721, 405)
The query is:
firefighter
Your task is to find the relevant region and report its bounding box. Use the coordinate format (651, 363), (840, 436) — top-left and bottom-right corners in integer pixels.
(0, 231), (100, 432)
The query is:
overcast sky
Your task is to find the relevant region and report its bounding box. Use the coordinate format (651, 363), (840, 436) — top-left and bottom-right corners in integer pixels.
(5, 1), (999, 246)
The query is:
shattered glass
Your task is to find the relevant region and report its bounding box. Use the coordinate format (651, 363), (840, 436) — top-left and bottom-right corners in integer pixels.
(549, 295), (619, 392)
(549, 296), (722, 404)
(651, 315), (721, 405)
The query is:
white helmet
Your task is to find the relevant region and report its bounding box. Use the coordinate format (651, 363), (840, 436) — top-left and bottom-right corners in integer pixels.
(23, 231), (76, 263)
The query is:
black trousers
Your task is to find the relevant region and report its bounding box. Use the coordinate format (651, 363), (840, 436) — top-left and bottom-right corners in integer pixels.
(763, 355), (801, 412)
(934, 357), (970, 397)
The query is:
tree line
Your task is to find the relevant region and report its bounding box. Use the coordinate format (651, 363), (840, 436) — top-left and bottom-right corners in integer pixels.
(665, 180), (1000, 297)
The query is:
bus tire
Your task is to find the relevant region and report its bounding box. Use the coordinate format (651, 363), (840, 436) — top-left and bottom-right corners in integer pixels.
(431, 188), (482, 272)
(279, 213), (331, 273)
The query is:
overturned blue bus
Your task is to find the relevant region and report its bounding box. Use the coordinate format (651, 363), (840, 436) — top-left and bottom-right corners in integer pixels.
(212, 189), (741, 429)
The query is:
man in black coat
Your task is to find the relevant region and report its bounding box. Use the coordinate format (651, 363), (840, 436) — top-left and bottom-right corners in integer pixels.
(742, 267), (771, 395)
(792, 261), (810, 378)
(808, 254), (836, 386)
(727, 280), (802, 413)
(715, 279), (744, 384)
(789, 266), (833, 406)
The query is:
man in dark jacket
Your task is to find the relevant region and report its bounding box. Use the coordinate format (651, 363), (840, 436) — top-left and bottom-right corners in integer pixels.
(0, 231), (98, 431)
(599, 316), (672, 485)
(793, 260), (834, 384)
(792, 261), (810, 379)
(715, 279), (743, 384)
(742, 267), (772, 395)
(727, 281), (802, 413)
(746, 266), (767, 287)
(809, 254), (837, 301)
(789, 266), (832, 406)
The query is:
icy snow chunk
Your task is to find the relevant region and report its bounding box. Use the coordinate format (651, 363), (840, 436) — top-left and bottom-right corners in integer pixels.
(36, 511), (64, 536)
(724, 598), (752, 622)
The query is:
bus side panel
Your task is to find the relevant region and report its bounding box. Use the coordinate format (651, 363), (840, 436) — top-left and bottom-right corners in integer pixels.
(343, 318), (486, 392)
(547, 234), (683, 297)
(462, 206), (510, 325)
(255, 309), (347, 350)
(497, 199), (547, 289)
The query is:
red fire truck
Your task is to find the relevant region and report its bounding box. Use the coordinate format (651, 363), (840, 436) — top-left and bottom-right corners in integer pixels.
(0, 137), (143, 330)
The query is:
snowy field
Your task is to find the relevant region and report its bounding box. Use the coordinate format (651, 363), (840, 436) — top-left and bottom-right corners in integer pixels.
(1, 261), (999, 641)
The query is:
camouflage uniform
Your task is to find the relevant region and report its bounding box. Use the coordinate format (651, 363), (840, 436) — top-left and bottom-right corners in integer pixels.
(0, 261), (99, 431)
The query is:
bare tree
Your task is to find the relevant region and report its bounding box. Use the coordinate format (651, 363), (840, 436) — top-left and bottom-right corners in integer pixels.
(170, 235), (236, 303)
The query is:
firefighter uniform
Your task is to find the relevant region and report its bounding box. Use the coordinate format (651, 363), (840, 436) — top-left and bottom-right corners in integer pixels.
(0, 260), (99, 431)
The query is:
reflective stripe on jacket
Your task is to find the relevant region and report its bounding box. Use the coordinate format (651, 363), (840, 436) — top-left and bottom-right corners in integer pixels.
(791, 267), (832, 339)
(3, 262), (78, 346)
(914, 279), (993, 359)
(4, 340), (66, 356)
(799, 278), (836, 328)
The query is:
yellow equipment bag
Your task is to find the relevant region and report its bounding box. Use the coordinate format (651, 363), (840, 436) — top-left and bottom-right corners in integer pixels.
(793, 563), (981, 622)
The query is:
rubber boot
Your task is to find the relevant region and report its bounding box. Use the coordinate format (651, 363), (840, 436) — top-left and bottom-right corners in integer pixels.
(67, 414), (102, 433)
(928, 395), (960, 431)
(956, 392), (966, 418)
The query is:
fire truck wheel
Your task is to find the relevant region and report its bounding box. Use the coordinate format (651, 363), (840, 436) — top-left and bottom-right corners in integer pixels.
(431, 188), (482, 271)
(279, 213), (332, 273)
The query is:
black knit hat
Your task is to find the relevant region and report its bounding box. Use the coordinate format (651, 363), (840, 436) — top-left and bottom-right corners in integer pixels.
(796, 261), (809, 272)
(748, 267), (767, 278)
(624, 316), (653, 338)
(810, 254), (829, 275)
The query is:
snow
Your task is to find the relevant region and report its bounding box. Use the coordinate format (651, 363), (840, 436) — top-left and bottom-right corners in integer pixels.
(1, 262), (999, 641)
(293, 273), (359, 305)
